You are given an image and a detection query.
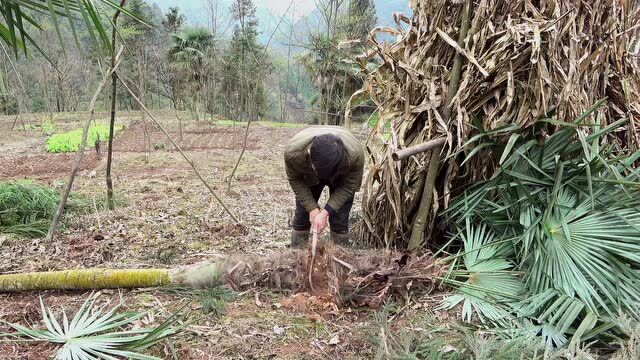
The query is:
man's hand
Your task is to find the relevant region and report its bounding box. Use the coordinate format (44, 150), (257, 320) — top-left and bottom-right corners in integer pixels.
(312, 209), (329, 234)
(309, 208), (321, 223)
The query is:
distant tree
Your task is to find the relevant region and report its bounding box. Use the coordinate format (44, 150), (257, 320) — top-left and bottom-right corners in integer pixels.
(169, 27), (213, 120)
(299, 0), (377, 125)
(162, 7), (185, 34)
(347, 0), (377, 42)
(221, 0), (267, 121)
(156, 6), (186, 110)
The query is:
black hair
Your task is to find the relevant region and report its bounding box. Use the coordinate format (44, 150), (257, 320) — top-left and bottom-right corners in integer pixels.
(310, 134), (344, 179)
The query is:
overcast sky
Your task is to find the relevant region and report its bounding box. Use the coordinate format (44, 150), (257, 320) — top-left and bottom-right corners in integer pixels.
(152, 0), (320, 20)
(253, 0), (316, 18)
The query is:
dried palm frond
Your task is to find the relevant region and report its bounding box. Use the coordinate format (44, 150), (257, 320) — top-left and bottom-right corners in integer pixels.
(353, 0), (640, 248)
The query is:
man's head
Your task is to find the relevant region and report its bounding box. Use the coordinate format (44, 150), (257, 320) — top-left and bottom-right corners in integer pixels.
(309, 134), (344, 179)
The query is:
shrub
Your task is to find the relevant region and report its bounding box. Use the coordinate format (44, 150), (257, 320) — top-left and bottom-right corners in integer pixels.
(46, 124), (123, 153)
(0, 181), (90, 237)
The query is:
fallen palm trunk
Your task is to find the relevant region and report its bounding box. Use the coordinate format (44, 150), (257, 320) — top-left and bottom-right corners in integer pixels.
(0, 247), (443, 308)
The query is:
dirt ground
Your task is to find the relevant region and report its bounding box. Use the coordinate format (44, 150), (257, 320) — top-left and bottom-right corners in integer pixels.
(0, 111), (453, 359)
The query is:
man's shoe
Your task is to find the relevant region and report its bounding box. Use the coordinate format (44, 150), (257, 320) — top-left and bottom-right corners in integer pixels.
(330, 231), (350, 246)
(291, 229), (310, 248)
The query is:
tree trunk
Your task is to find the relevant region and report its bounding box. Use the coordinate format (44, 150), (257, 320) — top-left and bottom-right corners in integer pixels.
(0, 269), (170, 292)
(139, 51), (150, 164)
(106, 0), (127, 211)
(0, 248), (441, 307)
(227, 89), (255, 192)
(408, 149), (441, 250)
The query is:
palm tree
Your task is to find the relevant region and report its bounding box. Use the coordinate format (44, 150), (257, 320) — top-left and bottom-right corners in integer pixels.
(168, 27), (213, 120)
(298, 33), (363, 125)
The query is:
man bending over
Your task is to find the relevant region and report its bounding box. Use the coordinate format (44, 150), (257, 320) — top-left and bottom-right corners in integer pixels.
(284, 126), (364, 247)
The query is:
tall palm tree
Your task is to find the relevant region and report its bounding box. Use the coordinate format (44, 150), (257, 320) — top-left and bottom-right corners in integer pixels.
(168, 27), (213, 120)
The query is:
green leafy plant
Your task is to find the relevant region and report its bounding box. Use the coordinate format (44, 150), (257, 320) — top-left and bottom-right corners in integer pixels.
(443, 104), (640, 346)
(0, 1), (141, 58)
(46, 124), (123, 153)
(1, 293), (186, 360)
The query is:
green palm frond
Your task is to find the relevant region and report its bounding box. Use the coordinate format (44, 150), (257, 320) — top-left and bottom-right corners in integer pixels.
(1, 293), (186, 360)
(441, 222), (523, 325)
(1, 0), (147, 57)
(445, 102), (640, 345)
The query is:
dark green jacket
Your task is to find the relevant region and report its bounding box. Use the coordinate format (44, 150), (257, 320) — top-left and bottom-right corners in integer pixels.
(284, 126), (364, 213)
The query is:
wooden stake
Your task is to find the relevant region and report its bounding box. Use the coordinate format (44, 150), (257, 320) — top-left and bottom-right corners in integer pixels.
(106, 0), (127, 211)
(392, 137), (446, 161)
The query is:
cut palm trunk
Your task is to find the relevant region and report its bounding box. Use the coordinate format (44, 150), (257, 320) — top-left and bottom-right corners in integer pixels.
(0, 247), (443, 308)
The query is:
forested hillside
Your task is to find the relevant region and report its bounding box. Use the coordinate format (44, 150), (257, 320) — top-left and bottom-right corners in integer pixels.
(3, 0), (388, 125)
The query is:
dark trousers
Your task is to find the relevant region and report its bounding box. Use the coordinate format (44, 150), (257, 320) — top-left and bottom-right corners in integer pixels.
(292, 181), (354, 234)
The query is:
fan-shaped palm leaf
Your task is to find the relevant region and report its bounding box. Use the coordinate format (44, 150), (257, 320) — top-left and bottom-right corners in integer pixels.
(445, 103), (640, 345)
(1, 293), (186, 360)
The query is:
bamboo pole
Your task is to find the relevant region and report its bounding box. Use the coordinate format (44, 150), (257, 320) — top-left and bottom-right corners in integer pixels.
(407, 0), (472, 250)
(46, 49), (124, 241)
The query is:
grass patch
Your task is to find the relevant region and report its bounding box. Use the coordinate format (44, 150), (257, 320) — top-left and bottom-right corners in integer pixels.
(257, 121), (304, 128)
(163, 286), (236, 317)
(213, 119), (304, 128)
(0, 181), (93, 237)
(213, 119), (238, 127)
(46, 123), (123, 153)
(0, 181), (59, 237)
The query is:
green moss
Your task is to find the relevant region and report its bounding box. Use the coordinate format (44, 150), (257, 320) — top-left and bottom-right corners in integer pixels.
(0, 269), (170, 291)
(46, 124), (123, 153)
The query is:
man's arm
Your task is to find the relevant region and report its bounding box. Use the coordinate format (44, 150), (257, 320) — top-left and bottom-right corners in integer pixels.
(325, 162), (363, 215)
(285, 156), (319, 212)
